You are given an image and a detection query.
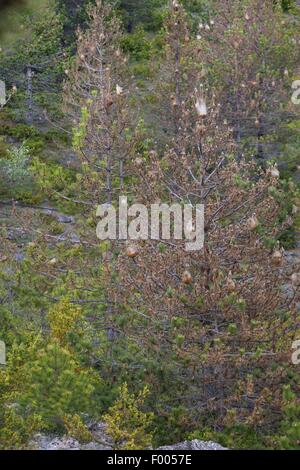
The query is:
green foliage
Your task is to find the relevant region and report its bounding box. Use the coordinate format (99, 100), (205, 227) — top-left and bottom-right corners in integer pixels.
(0, 324), (103, 449)
(103, 383), (154, 450)
(0, 123), (39, 140)
(277, 120), (300, 179)
(47, 298), (84, 346)
(121, 26), (153, 61)
(72, 106), (89, 151)
(56, 0), (93, 46)
(5, 340), (99, 429)
(0, 0), (66, 125)
(0, 144), (30, 182)
(281, 0), (297, 12)
(189, 424), (268, 450)
(117, 0), (166, 31)
(63, 414), (93, 443)
(0, 143), (34, 199)
(30, 157), (76, 205)
(0, 407), (43, 450)
(278, 385), (300, 449)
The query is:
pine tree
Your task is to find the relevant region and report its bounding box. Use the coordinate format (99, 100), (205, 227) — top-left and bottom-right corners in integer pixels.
(116, 0), (300, 433)
(63, 0), (141, 382)
(64, 0), (132, 205)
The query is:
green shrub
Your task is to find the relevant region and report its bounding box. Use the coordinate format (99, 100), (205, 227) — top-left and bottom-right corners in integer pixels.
(103, 383), (154, 450)
(278, 385), (300, 449)
(18, 341), (98, 430)
(121, 26), (152, 61)
(0, 144), (30, 183)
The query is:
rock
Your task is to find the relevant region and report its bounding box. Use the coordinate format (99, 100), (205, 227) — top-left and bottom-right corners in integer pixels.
(81, 442), (111, 450)
(14, 252), (25, 262)
(30, 434), (226, 451)
(70, 232), (80, 244)
(7, 228), (26, 241)
(56, 215), (74, 224)
(30, 435), (79, 450)
(158, 439), (227, 451)
(57, 231), (80, 244)
(89, 421), (114, 448)
(30, 422), (226, 451)
(30, 435), (112, 451)
(43, 209), (74, 224)
(30, 422), (113, 451)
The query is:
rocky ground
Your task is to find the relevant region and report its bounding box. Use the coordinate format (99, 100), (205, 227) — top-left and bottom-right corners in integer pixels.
(29, 422), (227, 450)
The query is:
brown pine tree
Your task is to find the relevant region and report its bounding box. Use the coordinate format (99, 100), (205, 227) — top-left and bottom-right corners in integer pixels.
(116, 1), (300, 432)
